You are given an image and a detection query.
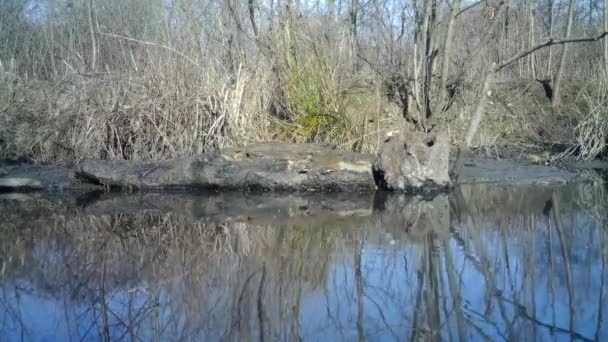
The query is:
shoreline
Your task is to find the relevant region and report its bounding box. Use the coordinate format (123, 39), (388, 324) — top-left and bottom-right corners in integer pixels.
(0, 155), (592, 194)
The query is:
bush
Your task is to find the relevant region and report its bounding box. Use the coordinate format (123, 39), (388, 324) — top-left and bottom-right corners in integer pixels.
(574, 71), (608, 160)
(0, 60), (276, 162)
(281, 57), (353, 144)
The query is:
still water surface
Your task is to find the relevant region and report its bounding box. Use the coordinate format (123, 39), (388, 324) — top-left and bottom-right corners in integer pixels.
(0, 183), (607, 341)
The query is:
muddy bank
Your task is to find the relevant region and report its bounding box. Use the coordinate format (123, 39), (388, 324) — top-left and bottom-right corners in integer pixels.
(457, 158), (585, 185)
(0, 147), (592, 193)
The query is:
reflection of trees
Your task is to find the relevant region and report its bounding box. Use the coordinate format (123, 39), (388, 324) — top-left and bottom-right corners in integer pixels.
(0, 183), (606, 340)
(447, 185), (604, 341)
(0, 209), (348, 341)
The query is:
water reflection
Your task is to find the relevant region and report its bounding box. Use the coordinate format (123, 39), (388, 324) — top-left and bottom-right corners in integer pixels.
(0, 183), (606, 341)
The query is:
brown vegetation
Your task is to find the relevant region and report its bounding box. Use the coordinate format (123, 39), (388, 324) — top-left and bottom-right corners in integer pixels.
(0, 0), (607, 162)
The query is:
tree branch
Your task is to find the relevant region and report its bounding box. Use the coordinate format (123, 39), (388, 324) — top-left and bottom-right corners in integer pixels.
(98, 32), (204, 71)
(496, 32), (608, 71)
(446, 0), (508, 88)
(456, 0), (482, 18)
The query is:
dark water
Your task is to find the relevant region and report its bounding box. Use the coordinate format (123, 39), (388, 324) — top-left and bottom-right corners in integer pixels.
(0, 182), (607, 341)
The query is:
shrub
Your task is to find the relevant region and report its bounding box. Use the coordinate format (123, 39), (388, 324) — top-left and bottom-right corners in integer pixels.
(574, 71), (608, 160)
(275, 52), (354, 145)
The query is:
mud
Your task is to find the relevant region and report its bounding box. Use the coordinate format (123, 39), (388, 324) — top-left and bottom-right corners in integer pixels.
(0, 149), (592, 193)
(458, 158), (585, 185)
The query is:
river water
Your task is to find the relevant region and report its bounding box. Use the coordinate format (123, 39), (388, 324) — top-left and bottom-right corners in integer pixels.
(0, 182), (606, 341)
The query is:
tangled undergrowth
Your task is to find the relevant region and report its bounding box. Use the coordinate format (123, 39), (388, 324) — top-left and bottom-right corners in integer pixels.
(0, 58), (382, 163)
(1, 0), (607, 163)
(574, 71), (608, 160)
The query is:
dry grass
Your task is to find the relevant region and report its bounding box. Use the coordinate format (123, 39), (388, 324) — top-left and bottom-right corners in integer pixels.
(0, 0), (390, 162)
(0, 58), (276, 161)
(574, 70), (608, 159)
(1, 0), (606, 162)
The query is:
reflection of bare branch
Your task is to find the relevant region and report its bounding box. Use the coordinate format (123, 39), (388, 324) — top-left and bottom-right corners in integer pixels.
(464, 307), (508, 340)
(257, 263), (266, 342)
(426, 234), (441, 342)
(452, 188), (515, 338)
(552, 192), (576, 339)
(527, 215), (538, 339)
(465, 318), (495, 341)
(0, 184), (604, 340)
(443, 240), (466, 341)
(355, 239), (364, 342)
(495, 295), (594, 342)
(100, 259), (111, 342)
(410, 248), (425, 342)
(597, 236), (607, 340)
(361, 291), (400, 341)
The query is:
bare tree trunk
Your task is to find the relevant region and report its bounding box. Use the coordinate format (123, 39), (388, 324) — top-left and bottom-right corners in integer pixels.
(454, 69), (495, 183)
(412, 0), (429, 115)
(437, 0), (463, 109)
(47, 0), (57, 77)
(547, 0), (554, 77)
(605, 0), (608, 71)
(499, 3), (510, 62)
(87, 0), (97, 71)
(285, 0), (296, 63)
(589, 0), (593, 28)
(350, 0), (359, 71)
(269, 0), (275, 33)
(225, 0), (245, 70)
(248, 0), (259, 39)
(464, 71), (494, 148)
(552, 0), (576, 107)
(422, 0), (438, 125)
(452, 31), (607, 182)
(528, 0), (537, 79)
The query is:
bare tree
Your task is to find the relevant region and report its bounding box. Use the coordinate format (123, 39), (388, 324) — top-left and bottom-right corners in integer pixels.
(552, 0), (576, 107)
(269, 0), (275, 32)
(437, 0), (463, 111)
(528, 0), (537, 79)
(3, 0), (608, 162)
(605, 0), (608, 71)
(87, 0), (97, 71)
(349, 0), (360, 71)
(454, 30), (608, 182)
(47, 0), (57, 77)
(547, 0), (555, 77)
(248, 0), (259, 39)
(411, 0), (441, 129)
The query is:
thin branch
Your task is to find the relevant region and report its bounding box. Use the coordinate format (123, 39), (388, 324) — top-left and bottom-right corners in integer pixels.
(456, 0), (482, 17)
(496, 32), (608, 71)
(97, 32), (203, 71)
(446, 0), (508, 88)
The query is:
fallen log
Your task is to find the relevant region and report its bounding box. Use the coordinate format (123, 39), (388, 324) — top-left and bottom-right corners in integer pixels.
(3, 136), (587, 193)
(77, 143), (378, 191)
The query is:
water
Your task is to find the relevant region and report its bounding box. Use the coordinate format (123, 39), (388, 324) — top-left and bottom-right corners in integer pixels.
(0, 183), (607, 341)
